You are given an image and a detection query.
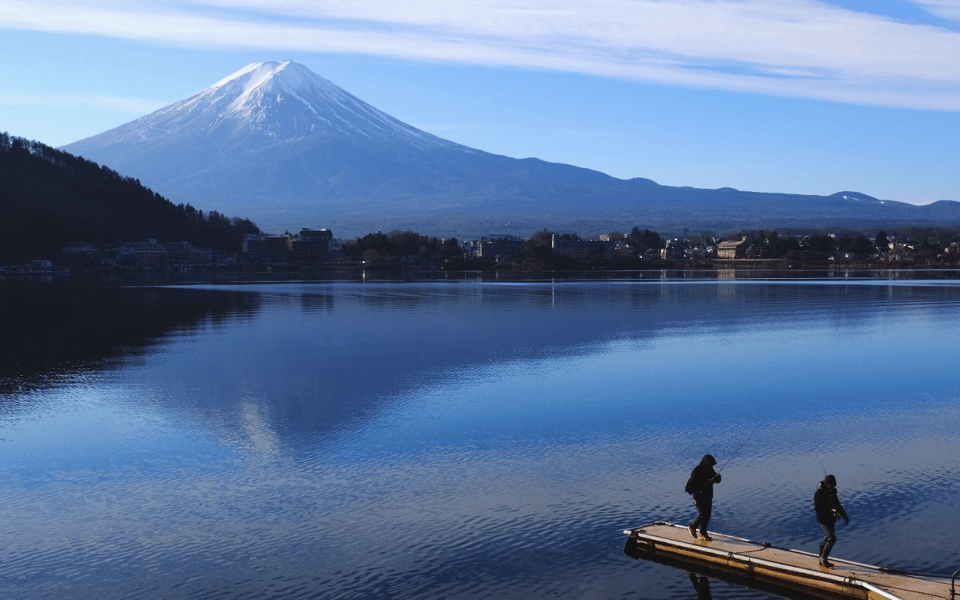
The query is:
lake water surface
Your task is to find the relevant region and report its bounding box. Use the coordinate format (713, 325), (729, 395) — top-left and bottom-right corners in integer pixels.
(2, 274), (959, 599)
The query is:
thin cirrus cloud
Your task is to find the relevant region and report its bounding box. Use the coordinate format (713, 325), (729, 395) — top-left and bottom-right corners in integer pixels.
(914, 0), (960, 21)
(0, 91), (165, 114)
(3, 0), (960, 111)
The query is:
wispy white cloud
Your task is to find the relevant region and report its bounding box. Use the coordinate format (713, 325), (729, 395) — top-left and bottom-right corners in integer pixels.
(3, 0), (960, 111)
(0, 91), (165, 114)
(913, 0), (960, 22)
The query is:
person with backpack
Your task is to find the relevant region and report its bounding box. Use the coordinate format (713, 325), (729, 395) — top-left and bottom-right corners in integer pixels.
(814, 474), (849, 568)
(686, 454), (722, 540)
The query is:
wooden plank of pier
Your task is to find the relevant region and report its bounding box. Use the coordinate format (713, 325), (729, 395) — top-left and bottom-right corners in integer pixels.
(622, 522), (954, 600)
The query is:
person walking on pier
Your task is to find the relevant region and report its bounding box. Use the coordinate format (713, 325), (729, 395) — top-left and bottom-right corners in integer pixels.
(814, 474), (849, 568)
(686, 454), (721, 541)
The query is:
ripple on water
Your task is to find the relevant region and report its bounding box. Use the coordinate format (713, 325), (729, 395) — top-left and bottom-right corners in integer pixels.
(3, 281), (960, 599)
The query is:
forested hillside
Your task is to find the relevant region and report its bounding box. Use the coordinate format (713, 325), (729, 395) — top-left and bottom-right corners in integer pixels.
(0, 133), (259, 264)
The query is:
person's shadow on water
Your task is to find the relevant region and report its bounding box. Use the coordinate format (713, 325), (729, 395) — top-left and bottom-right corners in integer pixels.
(688, 572), (713, 600)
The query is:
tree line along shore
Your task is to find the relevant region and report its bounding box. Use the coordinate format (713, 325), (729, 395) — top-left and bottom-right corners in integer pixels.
(7, 226), (960, 279)
(5, 132), (960, 275)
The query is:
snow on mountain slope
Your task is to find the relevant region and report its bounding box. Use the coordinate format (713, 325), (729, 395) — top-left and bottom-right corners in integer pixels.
(70, 60), (461, 151)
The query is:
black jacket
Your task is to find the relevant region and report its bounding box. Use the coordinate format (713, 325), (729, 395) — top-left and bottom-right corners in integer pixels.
(688, 461), (719, 501)
(814, 481), (848, 524)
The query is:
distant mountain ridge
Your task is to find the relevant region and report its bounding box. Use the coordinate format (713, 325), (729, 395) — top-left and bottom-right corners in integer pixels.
(63, 60), (960, 238)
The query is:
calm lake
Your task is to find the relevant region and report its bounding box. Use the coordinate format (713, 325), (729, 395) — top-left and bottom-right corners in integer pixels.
(2, 273), (959, 599)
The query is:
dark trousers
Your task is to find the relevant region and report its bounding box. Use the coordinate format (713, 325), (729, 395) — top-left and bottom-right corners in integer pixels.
(691, 498), (712, 533)
(819, 521), (837, 559)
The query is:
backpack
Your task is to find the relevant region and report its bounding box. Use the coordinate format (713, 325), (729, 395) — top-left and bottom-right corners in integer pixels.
(685, 476), (695, 495)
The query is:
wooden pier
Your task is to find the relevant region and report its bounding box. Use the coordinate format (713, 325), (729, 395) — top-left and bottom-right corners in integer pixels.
(623, 522), (956, 600)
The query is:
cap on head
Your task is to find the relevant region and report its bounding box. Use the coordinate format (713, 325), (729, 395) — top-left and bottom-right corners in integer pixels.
(824, 474), (837, 487)
(703, 454), (717, 466)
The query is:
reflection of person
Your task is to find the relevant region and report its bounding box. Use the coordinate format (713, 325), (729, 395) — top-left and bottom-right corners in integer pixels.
(814, 474), (849, 568)
(688, 572), (713, 600)
(686, 454), (721, 541)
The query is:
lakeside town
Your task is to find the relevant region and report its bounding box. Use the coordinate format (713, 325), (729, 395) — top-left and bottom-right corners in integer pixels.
(6, 224), (960, 277)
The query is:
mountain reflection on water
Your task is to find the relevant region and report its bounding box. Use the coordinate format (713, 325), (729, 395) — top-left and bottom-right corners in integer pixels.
(1, 275), (959, 600)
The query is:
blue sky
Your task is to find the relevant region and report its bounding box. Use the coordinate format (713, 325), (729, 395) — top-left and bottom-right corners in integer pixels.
(2, 0), (958, 204)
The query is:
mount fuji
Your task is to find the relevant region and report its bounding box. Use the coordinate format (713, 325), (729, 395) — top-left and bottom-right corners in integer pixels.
(63, 60), (960, 238)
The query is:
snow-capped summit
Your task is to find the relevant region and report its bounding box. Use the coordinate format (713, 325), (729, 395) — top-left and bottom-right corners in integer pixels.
(63, 60), (488, 233)
(91, 60), (454, 150)
(206, 60), (350, 114)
